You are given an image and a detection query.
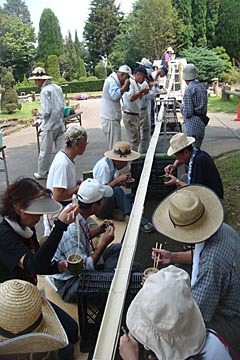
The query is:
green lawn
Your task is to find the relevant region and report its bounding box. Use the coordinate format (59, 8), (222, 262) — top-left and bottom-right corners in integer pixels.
(208, 95), (239, 113)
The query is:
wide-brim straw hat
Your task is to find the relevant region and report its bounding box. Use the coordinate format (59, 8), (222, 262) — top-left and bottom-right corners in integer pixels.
(0, 279), (68, 355)
(167, 133), (195, 156)
(167, 46), (174, 53)
(104, 141), (140, 162)
(153, 185), (224, 244)
(21, 195), (62, 215)
(127, 266), (206, 360)
(28, 67), (52, 80)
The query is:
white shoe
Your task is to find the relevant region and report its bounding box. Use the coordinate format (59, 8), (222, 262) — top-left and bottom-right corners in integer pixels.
(33, 172), (47, 180)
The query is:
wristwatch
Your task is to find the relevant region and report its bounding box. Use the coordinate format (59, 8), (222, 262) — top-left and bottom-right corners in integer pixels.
(176, 178), (180, 185)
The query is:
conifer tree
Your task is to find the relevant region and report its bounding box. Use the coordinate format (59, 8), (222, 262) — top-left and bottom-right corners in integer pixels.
(191, 0), (207, 47)
(37, 8), (64, 64)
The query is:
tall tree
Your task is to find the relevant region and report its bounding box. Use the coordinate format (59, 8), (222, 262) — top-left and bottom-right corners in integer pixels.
(111, 0), (178, 70)
(37, 8), (64, 64)
(3, 0), (31, 25)
(215, 0), (240, 63)
(0, 9), (36, 81)
(191, 0), (207, 47)
(206, 0), (220, 47)
(83, 0), (122, 68)
(172, 0), (193, 49)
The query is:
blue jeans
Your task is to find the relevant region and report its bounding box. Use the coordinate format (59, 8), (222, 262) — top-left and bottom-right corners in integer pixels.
(96, 186), (133, 218)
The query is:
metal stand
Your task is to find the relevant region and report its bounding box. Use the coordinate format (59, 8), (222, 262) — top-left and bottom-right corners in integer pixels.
(33, 112), (83, 154)
(0, 146), (9, 186)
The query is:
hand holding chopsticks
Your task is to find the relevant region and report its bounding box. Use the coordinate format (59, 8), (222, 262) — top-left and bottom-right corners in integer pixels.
(153, 242), (162, 269)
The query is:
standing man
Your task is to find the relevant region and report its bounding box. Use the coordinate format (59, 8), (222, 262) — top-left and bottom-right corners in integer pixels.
(101, 65), (132, 149)
(122, 67), (149, 151)
(181, 63), (208, 148)
(29, 67), (65, 180)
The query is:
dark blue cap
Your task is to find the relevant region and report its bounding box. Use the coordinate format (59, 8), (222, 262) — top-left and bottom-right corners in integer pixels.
(134, 66), (148, 77)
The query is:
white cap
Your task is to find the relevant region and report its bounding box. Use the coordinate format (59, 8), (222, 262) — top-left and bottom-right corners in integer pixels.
(117, 65), (132, 75)
(77, 179), (113, 204)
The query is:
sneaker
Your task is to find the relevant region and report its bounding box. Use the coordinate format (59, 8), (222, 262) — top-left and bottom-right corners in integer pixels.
(140, 217), (154, 233)
(33, 172), (47, 180)
(111, 209), (126, 222)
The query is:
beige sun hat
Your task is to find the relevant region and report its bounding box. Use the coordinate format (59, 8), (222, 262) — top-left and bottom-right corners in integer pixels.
(182, 63), (198, 81)
(104, 141), (140, 162)
(127, 265), (206, 360)
(153, 184), (224, 244)
(21, 193), (62, 215)
(28, 67), (52, 80)
(167, 133), (195, 156)
(0, 279), (68, 355)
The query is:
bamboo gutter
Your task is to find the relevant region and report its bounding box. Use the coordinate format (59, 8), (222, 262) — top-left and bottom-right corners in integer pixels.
(93, 68), (176, 360)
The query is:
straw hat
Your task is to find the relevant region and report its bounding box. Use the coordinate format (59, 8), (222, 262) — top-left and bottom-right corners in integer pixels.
(28, 67), (52, 80)
(127, 266), (206, 360)
(167, 133), (195, 156)
(21, 193), (62, 215)
(104, 141), (140, 162)
(182, 63), (198, 81)
(0, 279), (68, 355)
(153, 185), (224, 243)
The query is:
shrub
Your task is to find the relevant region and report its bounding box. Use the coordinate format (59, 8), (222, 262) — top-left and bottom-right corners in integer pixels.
(2, 87), (21, 114)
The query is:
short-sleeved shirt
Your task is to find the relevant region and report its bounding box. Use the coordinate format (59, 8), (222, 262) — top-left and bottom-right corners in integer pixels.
(190, 150), (224, 199)
(122, 77), (141, 114)
(46, 150), (77, 201)
(93, 157), (115, 184)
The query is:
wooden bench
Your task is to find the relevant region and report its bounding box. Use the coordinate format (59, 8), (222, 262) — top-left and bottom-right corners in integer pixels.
(33, 112), (83, 154)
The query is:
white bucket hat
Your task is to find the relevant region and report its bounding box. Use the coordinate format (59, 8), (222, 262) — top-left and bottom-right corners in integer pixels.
(0, 279), (68, 355)
(182, 63), (198, 81)
(77, 178), (113, 204)
(28, 67), (52, 80)
(127, 265), (206, 360)
(167, 133), (195, 156)
(153, 185), (224, 244)
(104, 141), (140, 162)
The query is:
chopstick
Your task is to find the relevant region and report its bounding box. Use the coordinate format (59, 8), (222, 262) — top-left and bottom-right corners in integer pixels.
(153, 242), (162, 269)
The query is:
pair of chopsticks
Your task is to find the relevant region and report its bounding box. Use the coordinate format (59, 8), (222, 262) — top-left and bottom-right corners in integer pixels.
(153, 242), (162, 269)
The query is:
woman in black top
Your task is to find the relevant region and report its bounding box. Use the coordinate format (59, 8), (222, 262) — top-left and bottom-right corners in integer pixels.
(0, 178), (79, 360)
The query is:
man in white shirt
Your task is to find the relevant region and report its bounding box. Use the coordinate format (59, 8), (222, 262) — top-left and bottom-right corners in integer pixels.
(101, 65), (132, 149)
(122, 67), (149, 151)
(29, 67), (65, 180)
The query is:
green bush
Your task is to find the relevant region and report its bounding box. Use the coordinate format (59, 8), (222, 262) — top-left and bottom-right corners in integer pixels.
(2, 87), (21, 114)
(16, 79), (104, 95)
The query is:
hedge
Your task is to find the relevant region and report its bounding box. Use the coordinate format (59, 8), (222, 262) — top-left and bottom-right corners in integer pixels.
(17, 79), (105, 95)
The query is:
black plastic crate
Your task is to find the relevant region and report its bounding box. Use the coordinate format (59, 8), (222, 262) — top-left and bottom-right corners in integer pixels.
(77, 271), (142, 353)
(131, 154), (177, 200)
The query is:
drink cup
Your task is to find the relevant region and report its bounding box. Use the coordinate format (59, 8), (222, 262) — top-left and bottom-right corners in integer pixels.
(82, 171), (93, 181)
(125, 177), (135, 188)
(143, 267), (159, 278)
(67, 253), (83, 275)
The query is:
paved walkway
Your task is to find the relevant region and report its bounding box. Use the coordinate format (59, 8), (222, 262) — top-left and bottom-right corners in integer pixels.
(1, 98), (240, 190)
